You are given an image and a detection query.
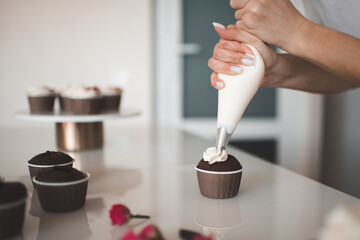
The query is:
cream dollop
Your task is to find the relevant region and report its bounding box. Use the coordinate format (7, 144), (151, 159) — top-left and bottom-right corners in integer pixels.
(60, 84), (102, 99)
(203, 147), (228, 164)
(99, 86), (122, 96)
(27, 86), (56, 96)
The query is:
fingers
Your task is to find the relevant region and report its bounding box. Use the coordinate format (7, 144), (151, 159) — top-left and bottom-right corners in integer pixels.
(208, 57), (242, 75)
(211, 72), (225, 90)
(213, 22), (267, 54)
(218, 39), (255, 56)
(230, 0), (249, 10)
(214, 43), (255, 66)
(234, 9), (246, 21)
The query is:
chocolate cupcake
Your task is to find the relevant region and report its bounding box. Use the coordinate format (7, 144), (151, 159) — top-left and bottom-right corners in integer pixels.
(59, 85), (103, 115)
(27, 86), (56, 114)
(33, 168), (90, 213)
(99, 86), (122, 112)
(0, 181), (27, 239)
(27, 151), (74, 185)
(195, 147), (242, 199)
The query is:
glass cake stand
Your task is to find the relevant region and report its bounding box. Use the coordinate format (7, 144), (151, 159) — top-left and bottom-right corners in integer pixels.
(14, 108), (140, 151)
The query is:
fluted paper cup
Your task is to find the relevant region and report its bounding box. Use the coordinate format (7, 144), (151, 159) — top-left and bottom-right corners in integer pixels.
(59, 96), (103, 115)
(28, 95), (56, 114)
(33, 172), (90, 213)
(0, 182), (27, 239)
(195, 166), (242, 199)
(103, 95), (121, 112)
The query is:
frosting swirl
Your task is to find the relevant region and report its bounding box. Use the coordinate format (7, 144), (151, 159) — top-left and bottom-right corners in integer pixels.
(203, 147), (228, 164)
(60, 84), (102, 99)
(99, 86), (122, 96)
(27, 86), (56, 96)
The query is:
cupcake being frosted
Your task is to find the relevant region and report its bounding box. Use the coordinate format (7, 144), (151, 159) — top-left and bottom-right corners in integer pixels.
(195, 147), (242, 199)
(195, 44), (264, 199)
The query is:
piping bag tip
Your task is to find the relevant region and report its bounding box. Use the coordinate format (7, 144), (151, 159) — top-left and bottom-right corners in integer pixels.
(216, 126), (233, 155)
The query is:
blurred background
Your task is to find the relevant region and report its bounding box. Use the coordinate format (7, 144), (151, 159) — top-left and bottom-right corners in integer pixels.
(0, 0), (359, 198)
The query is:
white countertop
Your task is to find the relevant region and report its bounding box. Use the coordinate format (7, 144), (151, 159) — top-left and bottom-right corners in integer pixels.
(0, 126), (359, 240)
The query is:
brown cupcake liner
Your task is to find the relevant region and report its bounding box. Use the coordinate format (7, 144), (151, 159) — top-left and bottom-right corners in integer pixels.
(33, 172), (90, 213)
(27, 159), (74, 187)
(0, 198), (26, 239)
(195, 166), (242, 199)
(28, 95), (56, 114)
(102, 95), (121, 112)
(59, 96), (104, 115)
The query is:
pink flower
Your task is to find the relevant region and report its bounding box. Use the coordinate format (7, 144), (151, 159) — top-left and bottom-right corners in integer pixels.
(109, 204), (150, 226)
(120, 224), (164, 240)
(109, 204), (131, 225)
(121, 230), (138, 240)
(138, 224), (163, 239)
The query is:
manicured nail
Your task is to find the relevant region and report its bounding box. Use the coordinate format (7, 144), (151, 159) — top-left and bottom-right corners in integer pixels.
(241, 58), (255, 66)
(245, 53), (256, 60)
(212, 22), (225, 29)
(216, 82), (224, 88)
(230, 66), (242, 74)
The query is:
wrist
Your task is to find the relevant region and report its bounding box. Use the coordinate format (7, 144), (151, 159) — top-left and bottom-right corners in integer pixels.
(284, 18), (314, 57)
(262, 53), (289, 88)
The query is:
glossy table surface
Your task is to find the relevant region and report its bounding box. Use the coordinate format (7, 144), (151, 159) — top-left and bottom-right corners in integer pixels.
(1, 126), (359, 240)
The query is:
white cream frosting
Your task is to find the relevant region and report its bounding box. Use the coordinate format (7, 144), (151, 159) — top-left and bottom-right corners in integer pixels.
(99, 86), (122, 96)
(203, 147), (228, 164)
(318, 205), (360, 240)
(27, 86), (56, 96)
(60, 84), (101, 99)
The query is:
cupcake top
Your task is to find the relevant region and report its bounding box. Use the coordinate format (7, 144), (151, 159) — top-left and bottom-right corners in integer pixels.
(27, 86), (56, 97)
(60, 85), (102, 99)
(35, 168), (86, 183)
(0, 182), (27, 204)
(197, 155), (242, 172)
(99, 86), (122, 96)
(28, 151), (73, 166)
(203, 147), (228, 164)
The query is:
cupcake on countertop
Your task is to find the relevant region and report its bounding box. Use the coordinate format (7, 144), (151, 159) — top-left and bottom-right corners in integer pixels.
(99, 86), (122, 112)
(195, 147), (242, 199)
(0, 181), (27, 239)
(27, 151), (74, 185)
(59, 84), (103, 115)
(27, 86), (56, 114)
(33, 167), (90, 213)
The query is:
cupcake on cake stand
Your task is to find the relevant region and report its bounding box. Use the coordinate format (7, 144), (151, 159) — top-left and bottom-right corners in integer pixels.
(17, 85), (139, 151)
(14, 108), (140, 151)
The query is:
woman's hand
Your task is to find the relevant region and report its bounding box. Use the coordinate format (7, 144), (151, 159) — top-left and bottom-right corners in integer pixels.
(230, 0), (308, 51)
(209, 23), (280, 90)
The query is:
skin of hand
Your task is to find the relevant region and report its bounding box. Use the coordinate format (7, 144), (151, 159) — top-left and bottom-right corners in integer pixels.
(209, 23), (355, 93)
(229, 0), (360, 86)
(230, 0), (305, 49)
(208, 24), (279, 90)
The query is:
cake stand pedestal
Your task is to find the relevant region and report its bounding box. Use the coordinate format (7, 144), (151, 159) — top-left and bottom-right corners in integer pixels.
(14, 108), (140, 151)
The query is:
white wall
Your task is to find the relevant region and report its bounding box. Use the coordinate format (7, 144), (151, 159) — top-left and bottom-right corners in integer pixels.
(0, 0), (153, 128)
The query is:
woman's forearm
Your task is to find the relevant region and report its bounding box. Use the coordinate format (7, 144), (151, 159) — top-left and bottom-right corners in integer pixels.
(266, 53), (355, 94)
(286, 20), (360, 87)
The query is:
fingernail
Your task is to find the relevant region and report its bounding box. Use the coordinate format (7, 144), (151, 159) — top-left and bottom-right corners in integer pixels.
(212, 22), (225, 29)
(230, 66), (242, 74)
(216, 82), (224, 88)
(245, 53), (256, 60)
(241, 58), (255, 66)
